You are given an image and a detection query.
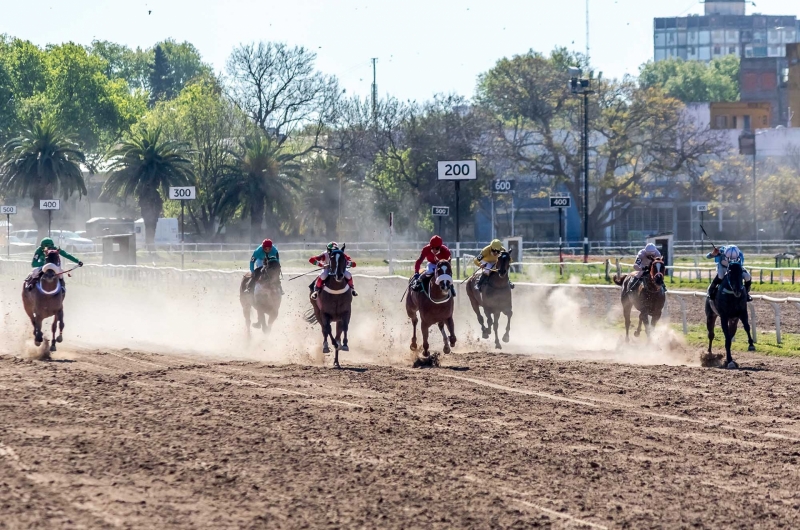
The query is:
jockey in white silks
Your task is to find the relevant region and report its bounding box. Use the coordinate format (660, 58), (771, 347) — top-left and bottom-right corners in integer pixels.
(628, 243), (666, 292)
(706, 245), (752, 302)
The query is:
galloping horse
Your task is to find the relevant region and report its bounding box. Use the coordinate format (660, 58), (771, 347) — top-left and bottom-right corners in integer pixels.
(239, 258), (282, 335)
(21, 249), (66, 356)
(705, 261), (755, 369)
(405, 259), (456, 367)
(466, 250), (513, 349)
(304, 246), (353, 368)
(613, 257), (666, 341)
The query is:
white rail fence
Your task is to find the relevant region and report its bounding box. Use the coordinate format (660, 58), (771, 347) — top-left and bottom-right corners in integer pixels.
(2, 258), (799, 346)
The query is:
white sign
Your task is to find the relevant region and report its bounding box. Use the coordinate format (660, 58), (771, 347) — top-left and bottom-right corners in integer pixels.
(492, 180), (515, 193)
(169, 186), (196, 200)
(431, 206), (450, 216)
(437, 160), (477, 181)
(550, 197), (572, 209)
(39, 200), (60, 210)
(1, 206), (16, 215)
(697, 204), (708, 212)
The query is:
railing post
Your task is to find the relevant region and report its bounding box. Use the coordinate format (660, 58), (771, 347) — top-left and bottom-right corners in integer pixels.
(678, 296), (688, 335)
(748, 302), (757, 343)
(604, 259), (610, 282)
(770, 303), (782, 345)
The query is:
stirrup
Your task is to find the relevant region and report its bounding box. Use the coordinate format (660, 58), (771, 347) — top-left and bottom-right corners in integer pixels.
(310, 290), (319, 300)
(351, 289), (358, 297)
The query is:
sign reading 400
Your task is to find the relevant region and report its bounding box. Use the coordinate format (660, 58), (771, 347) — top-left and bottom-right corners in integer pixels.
(39, 200), (60, 210)
(169, 186), (196, 200)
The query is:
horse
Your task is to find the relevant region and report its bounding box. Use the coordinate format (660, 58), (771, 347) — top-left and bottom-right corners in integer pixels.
(21, 249), (66, 357)
(239, 258), (282, 335)
(405, 259), (456, 367)
(466, 251), (513, 349)
(304, 246), (353, 368)
(705, 261), (755, 369)
(612, 257), (666, 341)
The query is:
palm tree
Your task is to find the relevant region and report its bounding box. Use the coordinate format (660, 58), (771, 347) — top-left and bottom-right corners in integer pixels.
(298, 155), (345, 240)
(0, 120), (87, 240)
(103, 127), (194, 249)
(218, 134), (300, 242)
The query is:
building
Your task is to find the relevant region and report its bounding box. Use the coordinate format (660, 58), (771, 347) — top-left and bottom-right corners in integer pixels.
(654, 0), (799, 63)
(739, 56), (790, 127)
(709, 101), (771, 130)
(789, 43), (800, 127)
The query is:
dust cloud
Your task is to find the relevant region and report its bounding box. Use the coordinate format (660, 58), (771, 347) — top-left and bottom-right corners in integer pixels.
(0, 267), (696, 367)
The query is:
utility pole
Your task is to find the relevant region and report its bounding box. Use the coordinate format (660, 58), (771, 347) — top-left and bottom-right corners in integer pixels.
(586, 0), (590, 62)
(371, 58), (378, 121)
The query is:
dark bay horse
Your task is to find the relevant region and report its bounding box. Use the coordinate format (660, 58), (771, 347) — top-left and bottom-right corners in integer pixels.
(405, 259), (456, 367)
(239, 259), (282, 335)
(613, 257), (666, 341)
(304, 246), (353, 368)
(705, 262), (755, 369)
(21, 250), (66, 357)
(466, 251), (513, 349)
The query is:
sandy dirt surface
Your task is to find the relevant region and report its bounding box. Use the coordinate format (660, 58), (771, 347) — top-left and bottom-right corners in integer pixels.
(3, 273), (800, 528)
(3, 348), (800, 529)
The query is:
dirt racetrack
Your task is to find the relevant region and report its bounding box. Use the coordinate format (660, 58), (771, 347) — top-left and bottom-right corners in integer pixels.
(3, 272), (800, 528)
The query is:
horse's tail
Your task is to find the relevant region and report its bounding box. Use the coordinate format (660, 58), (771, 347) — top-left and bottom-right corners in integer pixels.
(303, 308), (318, 324)
(612, 274), (627, 286)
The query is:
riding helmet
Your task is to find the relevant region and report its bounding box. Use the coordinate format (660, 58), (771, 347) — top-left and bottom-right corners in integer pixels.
(490, 239), (503, 251)
(429, 235), (443, 248)
(262, 239), (273, 249)
(327, 241), (339, 251)
(40, 237), (55, 248)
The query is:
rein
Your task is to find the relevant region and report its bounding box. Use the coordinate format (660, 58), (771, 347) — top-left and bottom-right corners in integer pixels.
(424, 266), (452, 305)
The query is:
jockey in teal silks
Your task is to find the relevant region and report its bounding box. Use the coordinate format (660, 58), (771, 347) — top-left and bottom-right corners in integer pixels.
(244, 239), (282, 294)
(25, 237), (83, 291)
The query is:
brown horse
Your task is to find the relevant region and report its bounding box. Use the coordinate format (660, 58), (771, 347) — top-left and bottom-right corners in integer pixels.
(304, 246), (353, 368)
(612, 257), (666, 341)
(405, 259), (456, 367)
(239, 259), (282, 335)
(466, 250), (513, 349)
(21, 250), (67, 357)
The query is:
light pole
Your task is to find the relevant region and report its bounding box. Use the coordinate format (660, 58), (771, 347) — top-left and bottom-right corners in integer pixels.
(569, 67), (594, 263)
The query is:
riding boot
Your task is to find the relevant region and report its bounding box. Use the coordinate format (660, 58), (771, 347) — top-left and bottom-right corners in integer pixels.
(450, 285), (457, 298)
(311, 278), (323, 300)
(59, 278), (66, 293)
(475, 273), (488, 291)
(348, 279), (358, 297)
(745, 280), (753, 302)
(708, 276), (722, 299)
(244, 268), (261, 293)
(508, 280), (515, 290)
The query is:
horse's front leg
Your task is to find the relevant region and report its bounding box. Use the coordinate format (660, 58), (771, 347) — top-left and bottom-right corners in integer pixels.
(622, 298), (632, 342)
(320, 314), (332, 354)
(242, 302), (253, 334)
(32, 314), (43, 346)
(502, 309), (512, 343)
(719, 317), (737, 368)
(409, 312), (419, 351)
(446, 316), (457, 347)
(421, 322), (431, 357)
(340, 312), (350, 352)
(265, 311), (278, 335)
(740, 311), (756, 352)
(492, 310), (502, 350)
(333, 320), (342, 369)
(50, 317), (58, 352)
(56, 309), (64, 344)
(706, 311), (717, 355)
(439, 322), (450, 354)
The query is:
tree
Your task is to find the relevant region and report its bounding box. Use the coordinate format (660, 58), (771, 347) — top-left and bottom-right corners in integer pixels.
(476, 48), (725, 239)
(639, 55), (740, 103)
(148, 40), (209, 106)
(87, 40), (150, 91)
(226, 42), (340, 151)
(144, 74), (249, 238)
(298, 154), (346, 239)
(102, 127), (194, 248)
(217, 134), (300, 242)
(0, 119), (86, 239)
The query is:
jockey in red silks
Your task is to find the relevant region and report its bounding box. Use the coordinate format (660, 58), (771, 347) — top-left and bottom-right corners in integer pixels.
(412, 235), (454, 295)
(309, 242), (357, 299)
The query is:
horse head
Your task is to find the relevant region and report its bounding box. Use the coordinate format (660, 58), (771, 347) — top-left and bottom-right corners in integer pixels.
(328, 248), (348, 282)
(434, 259), (453, 292)
(261, 258), (281, 284)
(496, 251), (511, 278)
(44, 248), (61, 266)
(649, 257), (665, 289)
(725, 261), (745, 297)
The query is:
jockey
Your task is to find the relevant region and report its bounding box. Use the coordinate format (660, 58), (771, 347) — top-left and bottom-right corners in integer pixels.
(244, 239), (282, 294)
(473, 239), (514, 290)
(310, 242), (357, 299)
(412, 235), (453, 294)
(629, 243), (665, 292)
(706, 245), (752, 302)
(25, 237), (83, 291)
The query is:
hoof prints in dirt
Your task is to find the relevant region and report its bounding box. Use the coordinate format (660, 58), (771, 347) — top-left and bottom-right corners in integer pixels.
(700, 351), (724, 368)
(413, 350), (441, 368)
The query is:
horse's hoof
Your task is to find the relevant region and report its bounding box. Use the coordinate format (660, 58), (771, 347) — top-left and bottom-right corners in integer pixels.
(443, 345), (451, 354)
(502, 334), (509, 343)
(482, 331), (490, 339)
(495, 343), (502, 350)
(56, 336), (63, 343)
(251, 323), (261, 329)
(633, 331), (641, 338)
(34, 340), (42, 347)
(333, 361), (341, 369)
(322, 345), (330, 354)
(410, 344), (417, 352)
(748, 344), (756, 352)
(449, 337), (456, 347)
(340, 345), (349, 352)
(50, 344), (57, 352)
(727, 361), (739, 370)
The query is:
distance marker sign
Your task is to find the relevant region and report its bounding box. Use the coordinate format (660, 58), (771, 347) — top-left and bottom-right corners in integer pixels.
(431, 206), (450, 216)
(39, 200), (60, 210)
(169, 186), (196, 200)
(549, 196), (571, 209)
(437, 160), (477, 181)
(1, 206), (16, 215)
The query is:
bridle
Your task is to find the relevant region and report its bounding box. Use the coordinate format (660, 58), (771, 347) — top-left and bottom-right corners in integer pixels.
(425, 260), (453, 304)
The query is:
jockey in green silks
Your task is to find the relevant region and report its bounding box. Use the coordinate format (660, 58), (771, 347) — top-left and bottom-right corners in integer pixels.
(26, 237), (83, 291)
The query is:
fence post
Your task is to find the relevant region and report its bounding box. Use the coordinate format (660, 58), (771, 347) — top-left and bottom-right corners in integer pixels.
(759, 269), (763, 284)
(605, 259), (610, 282)
(678, 296), (688, 335)
(770, 270), (774, 284)
(748, 302), (757, 343)
(770, 303), (782, 345)
(615, 258), (620, 278)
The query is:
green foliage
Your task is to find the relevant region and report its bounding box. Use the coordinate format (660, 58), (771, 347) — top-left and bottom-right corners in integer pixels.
(148, 40), (209, 106)
(87, 40), (151, 91)
(639, 56), (740, 103)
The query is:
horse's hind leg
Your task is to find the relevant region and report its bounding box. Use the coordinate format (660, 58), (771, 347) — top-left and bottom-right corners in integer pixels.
(409, 312), (419, 351)
(446, 317), (456, 348)
(719, 317), (736, 368)
(740, 311), (756, 351)
(622, 299), (632, 342)
(258, 311), (268, 334)
(467, 294), (488, 338)
(50, 318), (58, 352)
(502, 309), (512, 343)
(439, 322), (450, 354)
(706, 311), (717, 355)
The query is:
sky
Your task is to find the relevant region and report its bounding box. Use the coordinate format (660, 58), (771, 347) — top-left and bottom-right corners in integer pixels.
(2, 0), (799, 102)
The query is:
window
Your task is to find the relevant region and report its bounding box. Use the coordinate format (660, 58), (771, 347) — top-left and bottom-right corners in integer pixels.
(715, 115), (729, 129)
(733, 116), (738, 129)
(714, 45), (722, 55)
(743, 115), (752, 131)
(762, 115), (769, 126)
(729, 46), (737, 54)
